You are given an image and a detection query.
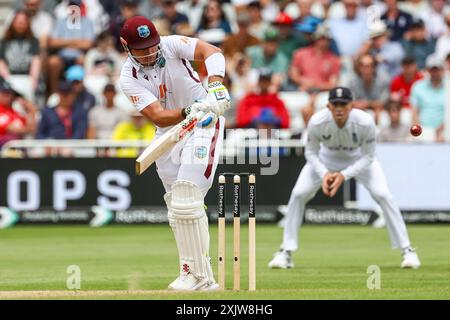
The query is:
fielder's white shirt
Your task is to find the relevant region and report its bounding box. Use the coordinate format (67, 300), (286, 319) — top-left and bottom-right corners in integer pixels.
(119, 35), (208, 134)
(305, 108), (376, 180)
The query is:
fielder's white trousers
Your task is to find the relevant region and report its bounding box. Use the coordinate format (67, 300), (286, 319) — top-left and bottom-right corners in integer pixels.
(282, 159), (411, 251)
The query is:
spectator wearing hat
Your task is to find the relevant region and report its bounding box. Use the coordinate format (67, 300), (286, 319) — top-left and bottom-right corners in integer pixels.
(245, 28), (289, 90)
(287, 0), (324, 50)
(390, 57), (424, 108)
(379, 99), (412, 142)
(292, 15), (326, 53)
(235, 69), (290, 129)
(346, 53), (390, 122)
(0, 10), (41, 102)
(381, 0), (413, 42)
(247, 0), (272, 40)
(0, 81), (37, 147)
(290, 23), (341, 93)
(47, 0), (95, 95)
(294, 15), (322, 35)
(87, 84), (128, 139)
(401, 19), (436, 70)
(65, 65), (97, 113)
(435, 12), (450, 62)
(410, 55), (446, 142)
(358, 21), (405, 78)
(293, 15), (341, 55)
(196, 0), (232, 47)
(37, 81), (88, 139)
(271, 12), (308, 65)
(109, 0), (140, 54)
(112, 109), (156, 158)
(222, 12), (261, 59)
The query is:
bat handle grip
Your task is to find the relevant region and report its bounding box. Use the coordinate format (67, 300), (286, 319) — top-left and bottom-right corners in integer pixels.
(194, 110), (208, 120)
(192, 110), (214, 126)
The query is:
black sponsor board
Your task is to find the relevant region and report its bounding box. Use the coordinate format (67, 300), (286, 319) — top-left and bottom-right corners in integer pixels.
(0, 157), (343, 210)
(2, 158), (449, 226)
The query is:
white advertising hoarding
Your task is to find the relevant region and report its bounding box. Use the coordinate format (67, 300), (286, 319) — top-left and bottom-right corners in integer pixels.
(357, 144), (450, 210)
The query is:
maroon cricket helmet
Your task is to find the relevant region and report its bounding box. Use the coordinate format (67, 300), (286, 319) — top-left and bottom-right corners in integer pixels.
(120, 16), (160, 50)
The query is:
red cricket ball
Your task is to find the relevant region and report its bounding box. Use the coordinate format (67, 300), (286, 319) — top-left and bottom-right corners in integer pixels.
(410, 124), (422, 137)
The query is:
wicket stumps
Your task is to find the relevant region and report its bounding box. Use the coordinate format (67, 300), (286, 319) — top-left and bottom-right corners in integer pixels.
(217, 173), (256, 291)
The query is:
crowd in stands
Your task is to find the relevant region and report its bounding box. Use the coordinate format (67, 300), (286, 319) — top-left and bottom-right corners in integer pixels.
(0, 0), (450, 157)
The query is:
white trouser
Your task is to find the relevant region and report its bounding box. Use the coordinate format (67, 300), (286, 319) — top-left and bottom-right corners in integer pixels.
(156, 116), (224, 196)
(282, 159), (411, 251)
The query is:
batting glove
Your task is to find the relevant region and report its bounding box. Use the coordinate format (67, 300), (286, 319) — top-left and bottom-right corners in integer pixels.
(197, 113), (218, 129)
(182, 100), (217, 128)
(183, 100), (211, 118)
(206, 81), (231, 116)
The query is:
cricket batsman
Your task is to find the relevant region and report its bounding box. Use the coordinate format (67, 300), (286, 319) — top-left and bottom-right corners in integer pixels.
(119, 16), (230, 290)
(268, 87), (421, 270)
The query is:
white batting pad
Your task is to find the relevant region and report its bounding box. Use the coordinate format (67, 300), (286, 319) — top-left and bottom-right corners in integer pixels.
(164, 192), (183, 265)
(171, 180), (204, 214)
(164, 192), (174, 227)
(170, 180), (214, 281)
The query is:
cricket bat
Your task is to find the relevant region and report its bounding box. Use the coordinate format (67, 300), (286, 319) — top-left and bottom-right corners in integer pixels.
(135, 110), (210, 175)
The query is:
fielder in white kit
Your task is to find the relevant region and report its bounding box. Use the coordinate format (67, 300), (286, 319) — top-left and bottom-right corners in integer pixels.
(268, 87), (421, 270)
(119, 16), (230, 290)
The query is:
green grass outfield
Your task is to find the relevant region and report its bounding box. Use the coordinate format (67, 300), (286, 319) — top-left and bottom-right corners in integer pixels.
(0, 224), (449, 300)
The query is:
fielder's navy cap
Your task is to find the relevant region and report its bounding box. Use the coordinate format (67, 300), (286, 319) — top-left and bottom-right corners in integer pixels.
(329, 86), (353, 104)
